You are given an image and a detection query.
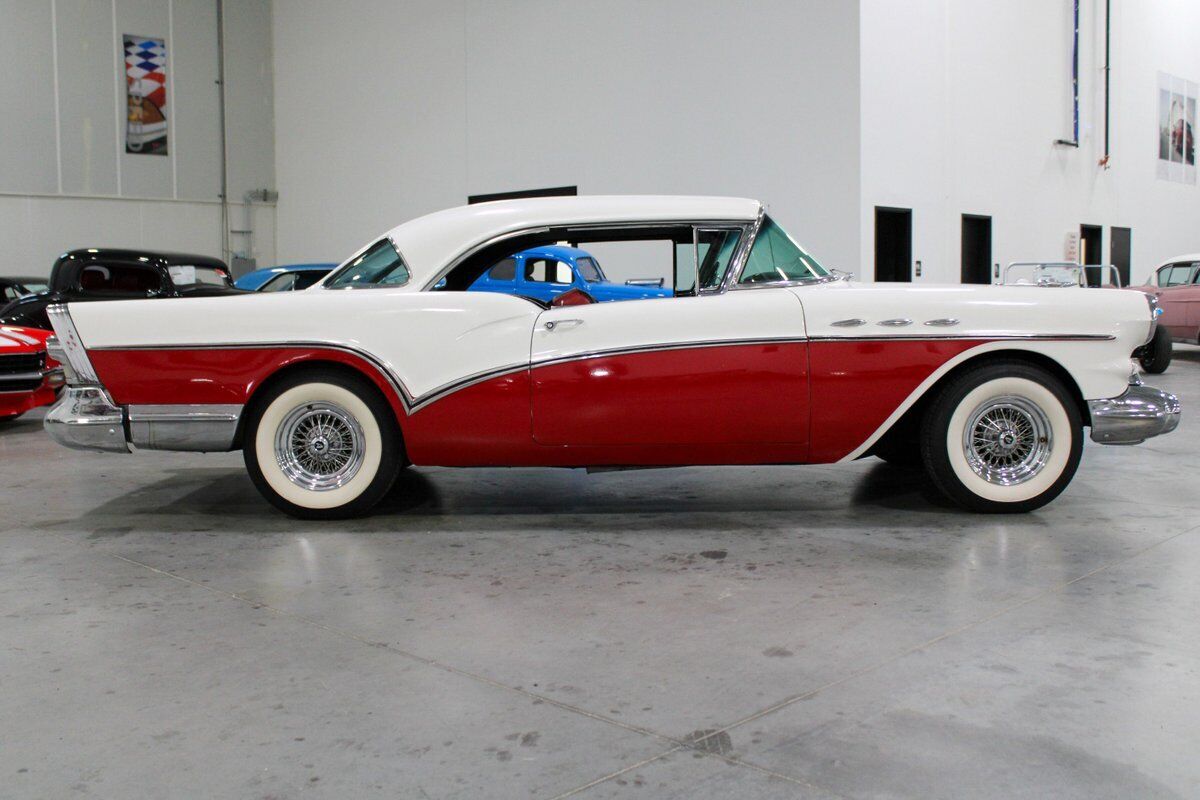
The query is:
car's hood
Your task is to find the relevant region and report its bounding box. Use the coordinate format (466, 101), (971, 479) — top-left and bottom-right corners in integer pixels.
(0, 325), (52, 353)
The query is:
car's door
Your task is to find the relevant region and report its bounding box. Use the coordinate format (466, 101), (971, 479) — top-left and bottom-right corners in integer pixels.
(530, 289), (808, 448)
(1182, 264), (1200, 337)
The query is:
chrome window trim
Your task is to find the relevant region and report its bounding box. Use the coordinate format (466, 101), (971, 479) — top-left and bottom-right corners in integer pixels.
(695, 223), (755, 296)
(722, 206), (766, 292)
(46, 304), (101, 385)
(421, 215), (764, 294)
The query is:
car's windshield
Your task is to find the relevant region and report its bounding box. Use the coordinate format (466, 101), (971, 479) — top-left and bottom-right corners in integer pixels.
(167, 265), (232, 288)
(575, 256), (604, 282)
(324, 239), (410, 288)
(738, 217), (829, 284)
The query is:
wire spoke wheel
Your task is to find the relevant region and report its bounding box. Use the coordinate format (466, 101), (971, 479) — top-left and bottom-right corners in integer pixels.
(274, 402), (365, 491)
(962, 395), (1053, 486)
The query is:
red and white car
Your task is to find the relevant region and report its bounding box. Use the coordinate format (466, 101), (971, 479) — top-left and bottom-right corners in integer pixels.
(0, 326), (62, 422)
(44, 196), (1179, 518)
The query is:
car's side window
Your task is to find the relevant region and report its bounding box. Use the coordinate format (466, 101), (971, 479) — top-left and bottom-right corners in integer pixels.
(489, 258), (517, 281)
(524, 258), (572, 285)
(2, 286), (17, 302)
(1161, 264), (1194, 287)
(260, 273), (300, 292)
(697, 229), (743, 291)
(78, 264), (164, 295)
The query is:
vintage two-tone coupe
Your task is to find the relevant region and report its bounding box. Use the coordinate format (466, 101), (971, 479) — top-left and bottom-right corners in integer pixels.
(44, 196), (1180, 518)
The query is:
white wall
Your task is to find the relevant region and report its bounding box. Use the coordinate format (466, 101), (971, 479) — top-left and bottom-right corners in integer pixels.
(0, 0), (276, 279)
(861, 0), (1200, 285)
(272, 0), (862, 274)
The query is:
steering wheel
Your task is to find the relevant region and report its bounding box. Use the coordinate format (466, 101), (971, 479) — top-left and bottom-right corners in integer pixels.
(550, 288), (597, 307)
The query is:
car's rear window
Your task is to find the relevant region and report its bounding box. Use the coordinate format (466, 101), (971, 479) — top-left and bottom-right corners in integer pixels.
(325, 239), (411, 288)
(576, 257), (603, 282)
(168, 265), (232, 287)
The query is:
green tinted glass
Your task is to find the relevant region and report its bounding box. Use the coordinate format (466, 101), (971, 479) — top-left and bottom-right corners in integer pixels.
(326, 239), (410, 288)
(739, 217), (828, 285)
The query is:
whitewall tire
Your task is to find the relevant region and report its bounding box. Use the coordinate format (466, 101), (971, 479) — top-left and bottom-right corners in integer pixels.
(921, 361), (1083, 513)
(243, 369), (402, 519)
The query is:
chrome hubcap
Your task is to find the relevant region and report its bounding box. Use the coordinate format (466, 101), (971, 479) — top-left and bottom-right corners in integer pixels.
(963, 395), (1052, 485)
(275, 402), (364, 491)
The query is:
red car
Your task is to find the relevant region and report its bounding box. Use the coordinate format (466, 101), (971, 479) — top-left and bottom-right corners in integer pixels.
(1128, 254), (1200, 373)
(0, 326), (63, 422)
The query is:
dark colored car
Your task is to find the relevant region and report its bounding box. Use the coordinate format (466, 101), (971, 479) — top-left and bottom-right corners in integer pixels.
(0, 276), (49, 304)
(0, 249), (243, 330)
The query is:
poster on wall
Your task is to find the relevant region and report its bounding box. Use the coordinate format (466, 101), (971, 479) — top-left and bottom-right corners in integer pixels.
(123, 35), (168, 155)
(1157, 72), (1196, 184)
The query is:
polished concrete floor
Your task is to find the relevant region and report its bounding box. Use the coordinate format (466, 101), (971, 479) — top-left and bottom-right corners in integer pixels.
(2, 349), (1199, 799)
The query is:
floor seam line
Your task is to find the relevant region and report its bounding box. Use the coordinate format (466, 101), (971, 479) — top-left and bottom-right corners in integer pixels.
(544, 747), (681, 800)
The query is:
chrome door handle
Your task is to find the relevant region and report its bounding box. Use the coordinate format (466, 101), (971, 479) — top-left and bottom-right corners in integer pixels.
(544, 319), (583, 331)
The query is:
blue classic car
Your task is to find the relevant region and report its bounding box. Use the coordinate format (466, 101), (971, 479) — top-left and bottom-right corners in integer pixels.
(235, 263), (336, 292)
(468, 245), (672, 303)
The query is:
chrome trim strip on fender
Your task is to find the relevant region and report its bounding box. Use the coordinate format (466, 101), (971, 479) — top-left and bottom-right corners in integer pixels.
(411, 363), (532, 411)
(924, 318), (960, 327)
(531, 337), (809, 371)
(877, 318), (913, 327)
(808, 333), (1115, 342)
(831, 318), (867, 327)
(126, 404), (243, 452)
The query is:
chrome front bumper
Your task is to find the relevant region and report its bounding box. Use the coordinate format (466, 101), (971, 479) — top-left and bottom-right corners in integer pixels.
(45, 386), (242, 453)
(1088, 383), (1181, 445)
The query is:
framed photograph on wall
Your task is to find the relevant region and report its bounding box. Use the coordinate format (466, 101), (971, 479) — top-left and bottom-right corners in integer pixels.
(1157, 72), (1196, 184)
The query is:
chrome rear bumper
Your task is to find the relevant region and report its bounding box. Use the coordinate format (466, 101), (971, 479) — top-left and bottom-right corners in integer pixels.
(45, 387), (242, 453)
(44, 386), (131, 453)
(1088, 383), (1181, 445)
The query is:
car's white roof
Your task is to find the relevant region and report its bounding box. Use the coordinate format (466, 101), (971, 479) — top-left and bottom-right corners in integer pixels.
(354, 195), (762, 289)
(1158, 253), (1200, 267)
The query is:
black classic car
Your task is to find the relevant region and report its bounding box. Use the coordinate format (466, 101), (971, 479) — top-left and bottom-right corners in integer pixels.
(0, 249), (244, 330)
(0, 276), (49, 304)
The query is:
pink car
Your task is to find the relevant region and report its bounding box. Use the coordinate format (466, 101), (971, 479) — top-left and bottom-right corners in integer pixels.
(1127, 255), (1200, 373)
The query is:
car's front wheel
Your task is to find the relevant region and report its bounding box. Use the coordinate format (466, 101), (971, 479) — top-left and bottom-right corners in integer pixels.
(1138, 325), (1172, 374)
(243, 369), (402, 519)
(920, 361), (1083, 513)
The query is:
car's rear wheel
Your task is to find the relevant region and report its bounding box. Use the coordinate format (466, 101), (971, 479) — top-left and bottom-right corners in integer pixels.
(1138, 325), (1172, 374)
(243, 369), (401, 519)
(920, 361), (1083, 513)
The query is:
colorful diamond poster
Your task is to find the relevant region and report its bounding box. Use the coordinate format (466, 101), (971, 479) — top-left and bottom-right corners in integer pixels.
(124, 35), (168, 155)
